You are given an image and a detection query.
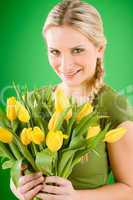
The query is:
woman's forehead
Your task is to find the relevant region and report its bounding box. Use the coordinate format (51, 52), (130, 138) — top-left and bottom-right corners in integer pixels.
(45, 25), (91, 49)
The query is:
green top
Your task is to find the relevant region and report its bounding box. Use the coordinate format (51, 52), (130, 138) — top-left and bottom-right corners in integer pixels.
(68, 84), (133, 189)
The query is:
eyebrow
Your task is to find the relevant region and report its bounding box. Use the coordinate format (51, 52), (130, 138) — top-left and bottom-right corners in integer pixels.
(48, 45), (85, 50)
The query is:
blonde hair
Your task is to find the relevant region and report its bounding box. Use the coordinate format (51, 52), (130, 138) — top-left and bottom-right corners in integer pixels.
(42, 0), (107, 103)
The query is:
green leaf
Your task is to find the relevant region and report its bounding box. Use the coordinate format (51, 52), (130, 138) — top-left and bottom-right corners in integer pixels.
(41, 101), (52, 117)
(9, 142), (23, 160)
(61, 153), (74, 178)
(12, 81), (23, 102)
(10, 159), (23, 187)
(35, 148), (57, 176)
(56, 106), (72, 130)
(69, 135), (86, 150)
(0, 148), (4, 157)
(0, 142), (15, 160)
(13, 134), (37, 171)
(57, 149), (76, 177)
(63, 109), (79, 147)
(12, 82), (32, 122)
(66, 125), (110, 174)
(10, 159), (33, 187)
(11, 120), (19, 133)
(2, 159), (15, 169)
(33, 197), (41, 200)
(77, 114), (99, 137)
(0, 107), (11, 128)
(77, 113), (99, 136)
(73, 111), (97, 137)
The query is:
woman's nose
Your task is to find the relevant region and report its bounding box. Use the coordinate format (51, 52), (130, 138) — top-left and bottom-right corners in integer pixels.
(59, 54), (75, 73)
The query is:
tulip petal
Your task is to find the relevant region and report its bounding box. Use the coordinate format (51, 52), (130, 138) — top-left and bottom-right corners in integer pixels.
(76, 102), (93, 122)
(87, 126), (101, 139)
(0, 127), (13, 143)
(103, 127), (126, 143)
(7, 97), (17, 121)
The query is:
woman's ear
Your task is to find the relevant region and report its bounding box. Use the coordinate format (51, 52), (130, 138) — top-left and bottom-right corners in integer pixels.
(97, 45), (104, 58)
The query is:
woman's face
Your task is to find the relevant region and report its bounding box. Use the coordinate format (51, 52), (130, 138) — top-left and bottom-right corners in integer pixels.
(45, 25), (103, 88)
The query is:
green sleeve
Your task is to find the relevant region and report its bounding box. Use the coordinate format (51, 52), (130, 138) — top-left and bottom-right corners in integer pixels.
(97, 85), (133, 128)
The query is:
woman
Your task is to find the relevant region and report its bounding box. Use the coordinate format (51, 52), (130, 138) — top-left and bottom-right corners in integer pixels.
(10, 0), (133, 199)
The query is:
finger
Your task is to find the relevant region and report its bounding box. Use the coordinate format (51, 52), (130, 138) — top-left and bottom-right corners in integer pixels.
(24, 184), (43, 200)
(41, 184), (68, 195)
(18, 176), (44, 194)
(45, 176), (70, 187)
(19, 172), (43, 186)
(37, 192), (64, 200)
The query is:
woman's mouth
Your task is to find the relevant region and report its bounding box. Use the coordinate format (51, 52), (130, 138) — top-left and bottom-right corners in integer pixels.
(62, 69), (82, 78)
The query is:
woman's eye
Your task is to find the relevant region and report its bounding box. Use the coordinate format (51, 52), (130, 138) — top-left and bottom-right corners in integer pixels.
(73, 48), (84, 54)
(50, 50), (60, 56)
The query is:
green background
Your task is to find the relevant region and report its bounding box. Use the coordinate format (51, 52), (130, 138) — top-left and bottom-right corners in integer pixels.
(0, 0), (133, 199)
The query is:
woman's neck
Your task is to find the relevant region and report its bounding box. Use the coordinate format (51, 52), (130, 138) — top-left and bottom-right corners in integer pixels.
(58, 82), (90, 97)
(57, 82), (93, 105)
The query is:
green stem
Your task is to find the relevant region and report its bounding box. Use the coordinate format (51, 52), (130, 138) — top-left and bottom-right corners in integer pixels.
(13, 134), (37, 171)
(55, 152), (58, 176)
(30, 143), (36, 157)
(0, 142), (15, 160)
(42, 102), (52, 117)
(9, 142), (23, 160)
(33, 197), (41, 200)
(32, 143), (38, 156)
(39, 144), (44, 151)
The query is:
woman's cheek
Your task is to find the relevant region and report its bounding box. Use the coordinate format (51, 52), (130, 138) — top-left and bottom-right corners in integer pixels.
(49, 57), (61, 75)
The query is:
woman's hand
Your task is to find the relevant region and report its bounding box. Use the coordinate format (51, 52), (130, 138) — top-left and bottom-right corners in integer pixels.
(10, 172), (44, 200)
(36, 176), (78, 200)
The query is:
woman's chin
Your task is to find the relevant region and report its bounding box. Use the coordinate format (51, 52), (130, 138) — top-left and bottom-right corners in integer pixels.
(62, 78), (84, 87)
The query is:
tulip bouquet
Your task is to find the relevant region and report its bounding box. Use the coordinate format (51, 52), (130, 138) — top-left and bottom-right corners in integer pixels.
(0, 83), (126, 199)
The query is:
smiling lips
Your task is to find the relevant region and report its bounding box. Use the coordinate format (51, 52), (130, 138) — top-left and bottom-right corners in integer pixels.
(62, 69), (82, 78)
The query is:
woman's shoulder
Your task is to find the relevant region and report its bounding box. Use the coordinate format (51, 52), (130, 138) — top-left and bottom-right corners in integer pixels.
(97, 83), (133, 126)
(99, 84), (119, 97)
(98, 83), (132, 108)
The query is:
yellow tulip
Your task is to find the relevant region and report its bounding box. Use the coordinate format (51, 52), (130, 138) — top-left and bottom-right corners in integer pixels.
(6, 96), (30, 123)
(20, 128), (32, 145)
(76, 102), (93, 122)
(0, 127), (13, 143)
(54, 87), (72, 120)
(65, 109), (73, 121)
(6, 97), (17, 121)
(103, 127), (126, 143)
(48, 112), (61, 131)
(31, 127), (45, 144)
(15, 101), (30, 123)
(46, 130), (68, 152)
(54, 87), (69, 112)
(87, 125), (101, 139)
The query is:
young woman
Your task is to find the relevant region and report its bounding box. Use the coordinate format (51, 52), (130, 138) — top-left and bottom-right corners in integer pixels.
(10, 0), (133, 199)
